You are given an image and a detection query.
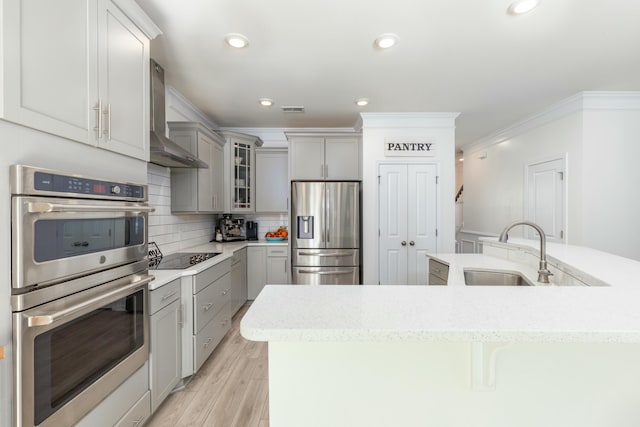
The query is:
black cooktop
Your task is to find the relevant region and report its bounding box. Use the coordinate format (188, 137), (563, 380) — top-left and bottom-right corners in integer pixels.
(149, 252), (221, 270)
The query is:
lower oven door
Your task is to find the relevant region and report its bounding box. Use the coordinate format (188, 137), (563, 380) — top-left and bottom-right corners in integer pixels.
(13, 273), (152, 427)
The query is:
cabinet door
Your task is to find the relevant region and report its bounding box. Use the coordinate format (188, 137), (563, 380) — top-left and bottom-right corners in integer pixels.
(325, 137), (360, 180)
(150, 299), (181, 413)
(290, 137), (325, 180)
(197, 134), (214, 212)
(256, 149), (288, 213)
(267, 255), (288, 284)
(247, 247), (266, 299)
(230, 259), (243, 316)
(97, 0), (149, 160)
(1, 0), (97, 144)
(211, 141), (225, 212)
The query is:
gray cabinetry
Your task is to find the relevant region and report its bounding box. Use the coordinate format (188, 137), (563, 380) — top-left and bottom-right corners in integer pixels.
(182, 259), (232, 378)
(221, 131), (263, 213)
(247, 244), (289, 299)
(149, 278), (181, 412)
(266, 246), (289, 284)
(247, 246), (267, 300)
(169, 122), (225, 213)
(0, 0), (158, 161)
(428, 258), (449, 285)
(287, 133), (361, 180)
(255, 148), (288, 213)
(230, 248), (248, 315)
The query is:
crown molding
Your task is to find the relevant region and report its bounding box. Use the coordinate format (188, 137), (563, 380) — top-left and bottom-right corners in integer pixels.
(113, 0), (162, 39)
(166, 86), (218, 131)
(463, 91), (640, 155)
(360, 112), (460, 129)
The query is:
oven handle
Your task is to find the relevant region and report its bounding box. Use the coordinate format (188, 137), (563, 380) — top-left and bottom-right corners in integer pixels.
(298, 252), (354, 257)
(27, 202), (155, 214)
(26, 275), (153, 327)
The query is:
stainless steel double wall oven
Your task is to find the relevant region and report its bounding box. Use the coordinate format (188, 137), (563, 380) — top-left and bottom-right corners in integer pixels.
(10, 165), (154, 427)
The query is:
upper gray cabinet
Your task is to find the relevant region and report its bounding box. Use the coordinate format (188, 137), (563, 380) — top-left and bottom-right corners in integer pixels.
(287, 133), (361, 180)
(0, 0), (159, 161)
(255, 148), (288, 213)
(169, 122), (225, 213)
(220, 131), (263, 213)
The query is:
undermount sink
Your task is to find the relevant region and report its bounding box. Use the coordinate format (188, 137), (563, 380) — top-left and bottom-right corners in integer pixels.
(464, 269), (534, 286)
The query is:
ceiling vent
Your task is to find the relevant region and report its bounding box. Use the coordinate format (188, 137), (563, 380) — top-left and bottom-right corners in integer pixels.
(280, 106), (305, 113)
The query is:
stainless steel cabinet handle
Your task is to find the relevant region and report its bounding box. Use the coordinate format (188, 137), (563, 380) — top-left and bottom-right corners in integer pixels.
(203, 337), (213, 348)
(161, 290), (178, 301)
(203, 302), (213, 312)
(27, 202), (155, 214)
(401, 241), (407, 246)
(93, 100), (103, 140)
(178, 303), (184, 327)
(409, 241), (415, 246)
(26, 274), (153, 327)
(325, 164), (329, 178)
(104, 103), (111, 140)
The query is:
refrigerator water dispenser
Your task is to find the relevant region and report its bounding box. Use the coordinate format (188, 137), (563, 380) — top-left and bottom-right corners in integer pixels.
(297, 216), (314, 239)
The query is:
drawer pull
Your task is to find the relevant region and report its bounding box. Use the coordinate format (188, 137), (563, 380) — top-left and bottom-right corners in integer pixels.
(222, 289), (228, 296)
(161, 290), (177, 301)
(203, 303), (213, 312)
(203, 337), (213, 348)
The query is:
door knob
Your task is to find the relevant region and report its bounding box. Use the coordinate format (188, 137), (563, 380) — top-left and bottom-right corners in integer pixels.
(409, 241), (415, 246)
(401, 241), (407, 246)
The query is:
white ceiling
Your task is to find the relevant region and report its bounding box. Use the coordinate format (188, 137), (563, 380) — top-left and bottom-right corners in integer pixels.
(135, 0), (640, 148)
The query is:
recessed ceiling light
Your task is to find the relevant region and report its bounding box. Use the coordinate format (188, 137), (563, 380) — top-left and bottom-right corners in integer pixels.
(259, 98), (273, 107)
(355, 98), (369, 107)
(224, 33), (249, 49)
(374, 33), (399, 50)
(508, 0), (540, 15)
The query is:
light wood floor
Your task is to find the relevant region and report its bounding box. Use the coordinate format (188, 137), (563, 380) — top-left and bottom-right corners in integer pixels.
(146, 304), (269, 427)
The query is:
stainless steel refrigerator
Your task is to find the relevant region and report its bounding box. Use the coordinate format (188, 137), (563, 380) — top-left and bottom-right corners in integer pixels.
(291, 181), (361, 285)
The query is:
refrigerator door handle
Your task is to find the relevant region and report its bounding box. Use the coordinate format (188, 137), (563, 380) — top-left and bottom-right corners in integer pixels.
(298, 251), (353, 257)
(298, 270), (353, 275)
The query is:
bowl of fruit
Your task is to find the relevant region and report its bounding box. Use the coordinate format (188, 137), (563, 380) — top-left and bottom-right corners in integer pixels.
(265, 227), (288, 242)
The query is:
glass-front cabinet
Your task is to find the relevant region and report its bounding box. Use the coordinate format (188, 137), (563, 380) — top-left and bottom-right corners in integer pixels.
(221, 131), (263, 213)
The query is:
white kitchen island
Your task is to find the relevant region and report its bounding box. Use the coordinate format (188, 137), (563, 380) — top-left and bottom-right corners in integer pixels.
(241, 242), (640, 427)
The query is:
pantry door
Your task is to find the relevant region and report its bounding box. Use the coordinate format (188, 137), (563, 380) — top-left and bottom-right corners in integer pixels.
(379, 163), (438, 285)
(526, 157), (566, 243)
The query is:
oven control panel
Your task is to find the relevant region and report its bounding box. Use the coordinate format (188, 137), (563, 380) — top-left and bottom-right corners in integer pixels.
(33, 171), (145, 199)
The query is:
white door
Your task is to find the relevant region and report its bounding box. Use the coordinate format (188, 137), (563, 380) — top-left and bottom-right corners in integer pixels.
(379, 164), (438, 285)
(526, 157), (566, 242)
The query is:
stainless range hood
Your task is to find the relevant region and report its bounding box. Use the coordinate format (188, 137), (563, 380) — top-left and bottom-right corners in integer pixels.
(149, 59), (208, 168)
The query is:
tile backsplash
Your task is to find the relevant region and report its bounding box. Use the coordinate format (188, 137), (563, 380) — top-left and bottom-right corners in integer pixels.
(147, 163), (289, 253)
(147, 164), (215, 255)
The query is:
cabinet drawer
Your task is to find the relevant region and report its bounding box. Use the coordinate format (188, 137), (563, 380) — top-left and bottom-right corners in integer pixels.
(428, 273), (447, 286)
(429, 259), (449, 281)
(194, 259), (231, 293)
(267, 246), (288, 257)
(149, 278), (181, 314)
(114, 390), (150, 427)
(194, 302), (231, 371)
(193, 272), (231, 333)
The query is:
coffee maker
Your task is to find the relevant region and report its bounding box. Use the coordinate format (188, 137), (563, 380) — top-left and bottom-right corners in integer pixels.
(246, 221), (258, 241)
(217, 214), (246, 241)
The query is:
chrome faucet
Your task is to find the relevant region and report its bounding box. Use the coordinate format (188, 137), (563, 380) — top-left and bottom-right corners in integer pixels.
(498, 221), (553, 283)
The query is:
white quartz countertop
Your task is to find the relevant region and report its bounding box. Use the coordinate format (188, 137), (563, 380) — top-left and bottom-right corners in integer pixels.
(241, 241), (640, 344)
(148, 239), (287, 290)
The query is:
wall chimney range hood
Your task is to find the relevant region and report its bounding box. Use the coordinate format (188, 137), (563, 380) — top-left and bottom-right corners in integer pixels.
(149, 59), (208, 168)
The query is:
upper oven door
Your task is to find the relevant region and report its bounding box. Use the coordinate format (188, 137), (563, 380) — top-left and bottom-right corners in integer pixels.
(12, 196), (154, 289)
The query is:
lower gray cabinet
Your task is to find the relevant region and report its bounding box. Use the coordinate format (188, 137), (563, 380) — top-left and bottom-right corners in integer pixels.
(247, 244), (288, 300)
(149, 278), (182, 413)
(230, 248), (248, 315)
(182, 259), (232, 378)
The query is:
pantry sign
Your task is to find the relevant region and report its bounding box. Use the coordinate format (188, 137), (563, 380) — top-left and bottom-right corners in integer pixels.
(384, 137), (436, 157)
